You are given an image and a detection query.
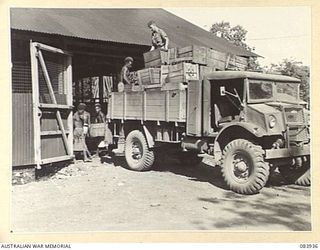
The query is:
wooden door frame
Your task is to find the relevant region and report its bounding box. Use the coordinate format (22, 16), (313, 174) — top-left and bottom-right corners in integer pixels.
(30, 41), (74, 168)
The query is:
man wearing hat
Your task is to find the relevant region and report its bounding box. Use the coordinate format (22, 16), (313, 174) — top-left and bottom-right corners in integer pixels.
(120, 56), (134, 86)
(73, 103), (92, 162)
(147, 20), (169, 51)
(93, 103), (106, 124)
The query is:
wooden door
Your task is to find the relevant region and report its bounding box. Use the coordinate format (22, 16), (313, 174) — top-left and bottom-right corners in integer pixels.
(30, 42), (73, 168)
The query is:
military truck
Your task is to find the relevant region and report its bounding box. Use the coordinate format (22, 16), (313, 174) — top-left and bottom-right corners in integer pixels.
(107, 71), (310, 195)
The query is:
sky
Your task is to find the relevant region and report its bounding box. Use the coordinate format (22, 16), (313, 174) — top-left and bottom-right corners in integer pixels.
(166, 7), (311, 67)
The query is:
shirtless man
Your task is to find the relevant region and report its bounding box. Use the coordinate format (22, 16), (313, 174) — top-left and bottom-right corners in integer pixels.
(73, 103), (92, 162)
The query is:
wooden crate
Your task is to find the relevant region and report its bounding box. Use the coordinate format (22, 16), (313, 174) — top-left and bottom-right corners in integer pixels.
(89, 123), (105, 137)
(206, 48), (227, 70)
(177, 45), (207, 65)
(160, 65), (170, 85)
(228, 55), (249, 70)
(199, 65), (216, 79)
(137, 68), (161, 87)
(144, 48), (177, 68)
(167, 62), (199, 84)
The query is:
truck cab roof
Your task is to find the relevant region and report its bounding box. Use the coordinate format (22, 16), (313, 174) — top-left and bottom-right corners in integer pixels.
(205, 71), (301, 83)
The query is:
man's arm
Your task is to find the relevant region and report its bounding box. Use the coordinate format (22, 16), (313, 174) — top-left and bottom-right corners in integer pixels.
(101, 112), (106, 123)
(150, 45), (155, 51)
(83, 113), (90, 135)
(160, 29), (169, 50)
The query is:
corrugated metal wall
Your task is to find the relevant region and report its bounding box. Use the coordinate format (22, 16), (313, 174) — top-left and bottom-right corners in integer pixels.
(12, 93), (34, 166)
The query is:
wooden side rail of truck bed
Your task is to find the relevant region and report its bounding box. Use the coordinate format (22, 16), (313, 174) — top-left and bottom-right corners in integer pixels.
(107, 88), (187, 123)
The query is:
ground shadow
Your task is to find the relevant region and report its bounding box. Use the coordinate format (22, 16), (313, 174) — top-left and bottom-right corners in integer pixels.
(196, 192), (311, 231)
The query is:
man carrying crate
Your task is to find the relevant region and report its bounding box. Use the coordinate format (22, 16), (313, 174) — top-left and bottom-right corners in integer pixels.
(118, 56), (134, 92)
(148, 20), (169, 51)
(73, 103), (92, 162)
(90, 103), (113, 162)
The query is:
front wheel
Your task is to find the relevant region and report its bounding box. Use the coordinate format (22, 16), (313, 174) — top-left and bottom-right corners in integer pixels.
(221, 139), (270, 195)
(124, 130), (155, 171)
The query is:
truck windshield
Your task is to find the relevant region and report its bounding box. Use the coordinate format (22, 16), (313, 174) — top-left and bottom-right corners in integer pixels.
(276, 82), (299, 102)
(248, 80), (299, 103)
(248, 81), (273, 100)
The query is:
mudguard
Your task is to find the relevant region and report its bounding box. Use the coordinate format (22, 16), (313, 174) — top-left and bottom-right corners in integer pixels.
(213, 122), (269, 163)
(217, 122), (267, 139)
(142, 125), (155, 148)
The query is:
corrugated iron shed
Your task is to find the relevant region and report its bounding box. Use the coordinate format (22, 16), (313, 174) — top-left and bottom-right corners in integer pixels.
(10, 8), (259, 57)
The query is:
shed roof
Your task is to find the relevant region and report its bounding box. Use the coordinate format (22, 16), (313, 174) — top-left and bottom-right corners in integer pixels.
(10, 8), (259, 57)
(206, 71), (300, 82)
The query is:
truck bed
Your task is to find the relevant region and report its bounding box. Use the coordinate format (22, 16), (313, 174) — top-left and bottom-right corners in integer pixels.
(107, 88), (187, 122)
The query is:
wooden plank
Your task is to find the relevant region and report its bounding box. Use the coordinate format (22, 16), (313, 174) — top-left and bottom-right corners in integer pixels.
(41, 130), (70, 136)
(187, 80), (202, 136)
(145, 59), (162, 68)
(30, 41), (41, 168)
(39, 103), (73, 109)
(34, 42), (72, 56)
(40, 155), (74, 165)
(165, 90), (169, 122)
(37, 49), (72, 156)
(123, 92), (127, 120)
(66, 55), (73, 156)
(169, 57), (193, 64)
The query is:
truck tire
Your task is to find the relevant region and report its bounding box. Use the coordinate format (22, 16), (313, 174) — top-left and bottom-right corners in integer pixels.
(221, 139), (270, 195)
(124, 130), (155, 171)
(279, 164), (310, 186)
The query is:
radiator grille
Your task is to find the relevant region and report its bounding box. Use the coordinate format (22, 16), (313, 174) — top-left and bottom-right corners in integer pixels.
(284, 107), (305, 123)
(284, 107), (309, 143)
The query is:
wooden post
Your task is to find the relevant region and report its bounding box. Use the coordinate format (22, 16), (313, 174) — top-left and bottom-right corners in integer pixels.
(37, 49), (72, 156)
(165, 90), (169, 122)
(123, 92), (127, 120)
(66, 55), (73, 157)
(99, 75), (104, 107)
(142, 91), (146, 122)
(30, 41), (42, 169)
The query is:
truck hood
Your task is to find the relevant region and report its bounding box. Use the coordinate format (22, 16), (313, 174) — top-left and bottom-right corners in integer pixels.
(247, 103), (282, 114)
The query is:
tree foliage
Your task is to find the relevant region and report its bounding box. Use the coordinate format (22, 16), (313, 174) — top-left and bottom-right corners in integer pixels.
(210, 21), (260, 71)
(210, 21), (250, 51)
(267, 59), (310, 104)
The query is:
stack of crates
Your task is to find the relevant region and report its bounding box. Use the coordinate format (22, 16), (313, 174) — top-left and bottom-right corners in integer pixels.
(131, 45), (249, 92)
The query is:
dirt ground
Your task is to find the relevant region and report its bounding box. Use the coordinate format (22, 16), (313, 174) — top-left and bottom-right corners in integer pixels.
(12, 156), (311, 232)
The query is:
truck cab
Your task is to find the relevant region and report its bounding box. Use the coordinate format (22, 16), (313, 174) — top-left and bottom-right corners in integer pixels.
(186, 71), (310, 194)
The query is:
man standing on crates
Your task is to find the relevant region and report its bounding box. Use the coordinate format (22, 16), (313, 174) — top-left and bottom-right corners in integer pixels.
(148, 20), (169, 51)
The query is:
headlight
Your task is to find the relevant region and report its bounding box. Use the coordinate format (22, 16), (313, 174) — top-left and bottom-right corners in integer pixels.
(268, 115), (277, 128)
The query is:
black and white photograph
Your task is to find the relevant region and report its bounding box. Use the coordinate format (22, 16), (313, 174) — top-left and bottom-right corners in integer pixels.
(7, 5), (314, 236)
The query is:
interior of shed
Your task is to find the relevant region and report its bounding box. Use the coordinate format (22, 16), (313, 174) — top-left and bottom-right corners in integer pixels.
(11, 30), (148, 115)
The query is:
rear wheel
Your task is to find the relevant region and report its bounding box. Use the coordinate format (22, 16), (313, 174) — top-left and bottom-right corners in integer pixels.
(279, 162), (310, 186)
(221, 139), (270, 195)
(124, 130), (155, 171)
